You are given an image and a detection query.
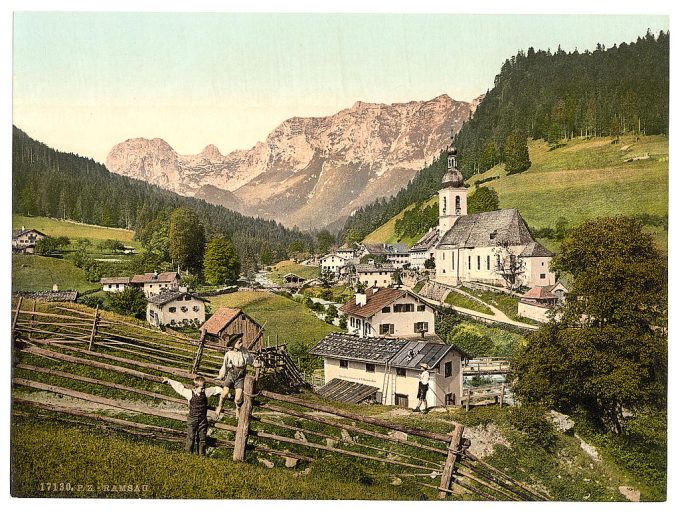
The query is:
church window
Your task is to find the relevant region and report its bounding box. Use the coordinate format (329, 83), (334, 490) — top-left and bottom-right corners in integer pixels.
(496, 254), (501, 269)
(442, 196), (447, 214)
(468, 256), (471, 269)
(452, 253), (455, 269)
(477, 256), (481, 270)
(487, 255), (490, 270)
(455, 196), (461, 214)
(540, 273), (546, 279)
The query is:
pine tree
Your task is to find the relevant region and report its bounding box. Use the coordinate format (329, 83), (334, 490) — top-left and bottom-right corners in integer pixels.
(203, 236), (240, 285)
(504, 131), (531, 174)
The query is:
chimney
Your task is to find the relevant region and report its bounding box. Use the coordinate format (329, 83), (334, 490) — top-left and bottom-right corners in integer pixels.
(372, 287), (379, 295)
(153, 270), (159, 279)
(355, 293), (367, 306)
(21, 225), (25, 231)
(52, 283), (59, 292)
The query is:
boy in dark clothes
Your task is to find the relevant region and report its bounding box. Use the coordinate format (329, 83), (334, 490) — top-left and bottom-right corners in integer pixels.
(162, 375), (222, 456)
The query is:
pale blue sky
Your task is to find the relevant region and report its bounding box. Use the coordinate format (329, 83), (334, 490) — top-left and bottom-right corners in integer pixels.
(13, 12), (669, 161)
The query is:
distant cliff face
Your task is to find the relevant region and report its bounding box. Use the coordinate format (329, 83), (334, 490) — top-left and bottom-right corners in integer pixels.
(106, 94), (474, 229)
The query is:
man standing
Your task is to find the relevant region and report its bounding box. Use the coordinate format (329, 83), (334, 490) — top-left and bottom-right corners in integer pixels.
(413, 362), (431, 413)
(215, 338), (260, 418)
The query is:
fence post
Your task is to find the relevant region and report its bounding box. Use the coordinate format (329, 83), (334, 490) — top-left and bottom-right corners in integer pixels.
(439, 423), (465, 498)
(29, 299), (36, 340)
(466, 389), (472, 412)
(499, 384), (505, 408)
(12, 297), (24, 340)
(88, 306), (99, 351)
(191, 332), (206, 374)
(233, 375), (255, 462)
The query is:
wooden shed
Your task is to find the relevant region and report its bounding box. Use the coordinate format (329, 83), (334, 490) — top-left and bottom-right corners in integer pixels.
(199, 307), (263, 351)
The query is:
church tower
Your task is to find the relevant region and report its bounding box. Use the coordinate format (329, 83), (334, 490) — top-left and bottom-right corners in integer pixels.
(438, 139), (467, 233)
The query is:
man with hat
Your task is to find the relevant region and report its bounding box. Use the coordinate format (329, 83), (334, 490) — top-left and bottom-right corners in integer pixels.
(413, 362), (432, 413)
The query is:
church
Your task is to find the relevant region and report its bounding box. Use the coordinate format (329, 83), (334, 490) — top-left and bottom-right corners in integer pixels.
(433, 142), (555, 290)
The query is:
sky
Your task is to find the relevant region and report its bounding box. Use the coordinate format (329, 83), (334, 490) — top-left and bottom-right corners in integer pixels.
(12, 10), (669, 162)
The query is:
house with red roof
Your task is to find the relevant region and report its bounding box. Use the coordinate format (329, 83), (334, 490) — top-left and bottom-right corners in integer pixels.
(517, 282), (568, 323)
(340, 287), (436, 339)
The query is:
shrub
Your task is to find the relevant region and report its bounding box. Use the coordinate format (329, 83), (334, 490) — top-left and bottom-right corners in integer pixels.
(506, 405), (557, 452)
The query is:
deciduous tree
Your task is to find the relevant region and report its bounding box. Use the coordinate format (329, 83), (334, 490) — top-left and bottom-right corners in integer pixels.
(203, 236), (240, 286)
(169, 208), (205, 274)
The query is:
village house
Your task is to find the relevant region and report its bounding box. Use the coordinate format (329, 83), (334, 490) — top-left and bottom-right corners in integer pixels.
(100, 276), (131, 293)
(518, 282), (568, 323)
(319, 253), (349, 278)
(353, 263), (396, 288)
(341, 287), (436, 338)
(12, 228), (47, 254)
(409, 228), (439, 270)
(200, 306), (263, 350)
(132, 271), (180, 298)
(357, 242), (411, 269)
(146, 290), (206, 328)
(434, 144), (555, 289)
(311, 332), (465, 408)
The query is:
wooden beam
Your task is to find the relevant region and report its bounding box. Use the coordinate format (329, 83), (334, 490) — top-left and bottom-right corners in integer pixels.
(261, 403), (447, 456)
(11, 296), (24, 337)
(259, 390), (450, 443)
(233, 375), (255, 462)
(88, 306), (99, 351)
(438, 423), (464, 498)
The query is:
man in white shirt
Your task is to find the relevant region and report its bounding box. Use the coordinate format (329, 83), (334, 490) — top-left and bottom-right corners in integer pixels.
(413, 362), (431, 413)
(162, 374), (222, 456)
(215, 338), (260, 418)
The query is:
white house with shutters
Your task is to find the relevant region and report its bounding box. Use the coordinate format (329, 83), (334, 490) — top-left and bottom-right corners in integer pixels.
(146, 290), (207, 328)
(319, 253), (349, 277)
(311, 333), (465, 408)
(340, 287), (436, 339)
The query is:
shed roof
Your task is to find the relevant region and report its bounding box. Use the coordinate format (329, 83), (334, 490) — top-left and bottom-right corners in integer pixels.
(317, 378), (379, 404)
(437, 208), (533, 249)
(522, 286), (558, 300)
(200, 307), (261, 336)
(310, 333), (407, 364)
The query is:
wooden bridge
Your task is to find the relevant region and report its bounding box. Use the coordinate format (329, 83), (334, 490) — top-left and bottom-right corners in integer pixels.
(463, 357), (510, 376)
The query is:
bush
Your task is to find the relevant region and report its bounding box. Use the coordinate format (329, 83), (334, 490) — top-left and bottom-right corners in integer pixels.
(506, 405), (557, 452)
(450, 325), (494, 357)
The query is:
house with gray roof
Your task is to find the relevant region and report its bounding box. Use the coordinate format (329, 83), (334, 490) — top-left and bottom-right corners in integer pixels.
(146, 290), (207, 328)
(311, 332), (465, 408)
(433, 141), (555, 289)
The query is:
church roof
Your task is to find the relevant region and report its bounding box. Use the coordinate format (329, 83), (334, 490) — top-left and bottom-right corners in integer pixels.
(411, 228), (440, 252)
(437, 208), (534, 249)
(519, 241), (554, 258)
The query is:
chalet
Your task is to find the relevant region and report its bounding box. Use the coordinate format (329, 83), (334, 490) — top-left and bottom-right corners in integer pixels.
(357, 243), (389, 260)
(12, 228), (47, 254)
(132, 271), (180, 298)
(146, 290), (206, 328)
(282, 273), (306, 289)
(518, 282), (568, 323)
(199, 307), (263, 350)
(409, 228), (439, 270)
(341, 287), (436, 338)
(354, 263), (396, 288)
(434, 143), (555, 289)
(100, 276), (131, 293)
(319, 253), (349, 277)
(311, 333), (465, 408)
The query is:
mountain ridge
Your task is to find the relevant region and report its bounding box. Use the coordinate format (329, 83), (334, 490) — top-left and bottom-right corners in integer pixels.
(106, 94), (478, 229)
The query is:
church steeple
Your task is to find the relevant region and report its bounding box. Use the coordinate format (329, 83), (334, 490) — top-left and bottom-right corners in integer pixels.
(438, 134), (467, 233)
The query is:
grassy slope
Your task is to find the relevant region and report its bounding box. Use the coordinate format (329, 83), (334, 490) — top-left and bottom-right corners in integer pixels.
(12, 255), (95, 292)
(364, 135), (668, 250)
(13, 214), (140, 248)
(268, 260), (320, 284)
(444, 291), (494, 315)
(363, 196), (438, 245)
(209, 291), (336, 350)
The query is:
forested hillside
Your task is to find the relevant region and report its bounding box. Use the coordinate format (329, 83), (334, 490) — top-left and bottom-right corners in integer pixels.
(12, 127), (315, 267)
(341, 31), (669, 242)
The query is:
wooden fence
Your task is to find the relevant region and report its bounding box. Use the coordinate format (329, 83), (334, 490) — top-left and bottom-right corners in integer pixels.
(11, 299), (547, 501)
(463, 357), (511, 376)
(462, 384), (508, 412)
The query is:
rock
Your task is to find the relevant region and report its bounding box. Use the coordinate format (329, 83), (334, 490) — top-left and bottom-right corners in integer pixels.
(340, 429), (353, 442)
(326, 438), (336, 448)
(546, 410), (575, 434)
(391, 477), (402, 486)
(294, 430), (307, 442)
(294, 467), (311, 477)
(463, 423), (511, 459)
(575, 435), (601, 462)
(389, 430), (408, 442)
(257, 458), (275, 469)
(618, 486), (641, 502)
(284, 457), (299, 468)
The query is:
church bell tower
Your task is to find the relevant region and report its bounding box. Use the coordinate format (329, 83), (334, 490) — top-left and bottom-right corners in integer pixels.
(438, 138), (467, 233)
